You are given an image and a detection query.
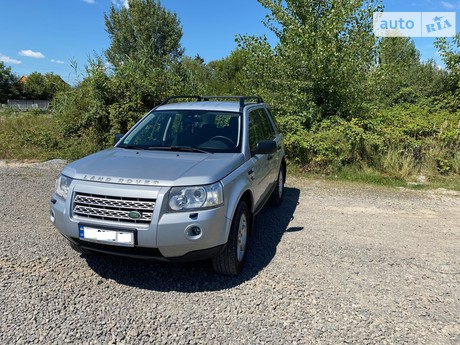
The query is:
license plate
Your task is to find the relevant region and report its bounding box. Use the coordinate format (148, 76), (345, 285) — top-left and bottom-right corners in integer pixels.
(79, 225), (134, 247)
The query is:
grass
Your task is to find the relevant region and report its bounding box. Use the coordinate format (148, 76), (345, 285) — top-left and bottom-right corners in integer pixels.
(416, 175), (460, 192)
(0, 111), (60, 161)
(287, 163), (460, 192)
(333, 166), (407, 187)
(0, 110), (101, 162)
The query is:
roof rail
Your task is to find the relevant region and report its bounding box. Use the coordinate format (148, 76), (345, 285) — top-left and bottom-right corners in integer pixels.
(201, 96), (264, 111)
(158, 95), (203, 106)
(158, 95), (264, 111)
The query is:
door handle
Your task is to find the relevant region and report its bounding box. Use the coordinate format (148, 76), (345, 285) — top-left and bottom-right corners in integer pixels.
(248, 168), (255, 180)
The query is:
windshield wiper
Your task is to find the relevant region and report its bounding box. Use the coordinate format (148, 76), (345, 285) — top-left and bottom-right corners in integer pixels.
(118, 144), (149, 150)
(119, 145), (211, 154)
(149, 146), (210, 154)
(170, 146), (211, 154)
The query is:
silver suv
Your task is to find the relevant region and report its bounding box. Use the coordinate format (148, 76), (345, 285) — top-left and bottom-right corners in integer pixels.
(50, 96), (285, 275)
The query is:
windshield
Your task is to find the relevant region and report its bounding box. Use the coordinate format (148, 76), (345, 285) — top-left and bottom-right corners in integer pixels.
(118, 110), (242, 153)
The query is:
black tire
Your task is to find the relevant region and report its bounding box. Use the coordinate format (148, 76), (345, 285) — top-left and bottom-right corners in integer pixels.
(212, 201), (250, 275)
(269, 166), (285, 206)
(69, 241), (93, 256)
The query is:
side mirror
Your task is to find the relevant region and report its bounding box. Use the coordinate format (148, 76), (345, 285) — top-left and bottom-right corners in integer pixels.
(114, 133), (125, 145)
(253, 140), (277, 155)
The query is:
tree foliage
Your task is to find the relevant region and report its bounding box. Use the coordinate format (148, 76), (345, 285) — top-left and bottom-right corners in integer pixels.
(234, 0), (383, 166)
(239, 0), (382, 123)
(54, 0), (187, 151)
(104, 0), (183, 68)
(0, 62), (19, 103)
(207, 49), (249, 95)
(370, 38), (448, 106)
(435, 33), (460, 94)
(21, 72), (69, 100)
(171, 55), (211, 95)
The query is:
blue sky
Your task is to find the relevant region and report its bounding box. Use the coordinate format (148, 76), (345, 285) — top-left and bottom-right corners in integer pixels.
(0, 0), (458, 85)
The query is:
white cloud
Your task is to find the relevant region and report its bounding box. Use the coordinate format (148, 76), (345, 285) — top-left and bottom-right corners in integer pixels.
(19, 50), (45, 58)
(51, 59), (65, 64)
(112, 0), (129, 9)
(440, 1), (455, 9)
(0, 53), (22, 64)
(83, 0), (96, 4)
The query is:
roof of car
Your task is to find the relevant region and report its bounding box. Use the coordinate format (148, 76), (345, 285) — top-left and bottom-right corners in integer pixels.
(155, 101), (262, 113)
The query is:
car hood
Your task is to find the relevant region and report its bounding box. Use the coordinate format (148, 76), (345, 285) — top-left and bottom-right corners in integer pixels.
(62, 148), (245, 187)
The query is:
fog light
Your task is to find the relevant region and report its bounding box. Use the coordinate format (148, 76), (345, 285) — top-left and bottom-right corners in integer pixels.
(50, 210), (55, 223)
(185, 224), (203, 240)
(190, 226), (201, 236)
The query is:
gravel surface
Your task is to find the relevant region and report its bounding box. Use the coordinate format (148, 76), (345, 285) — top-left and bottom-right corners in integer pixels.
(0, 162), (459, 344)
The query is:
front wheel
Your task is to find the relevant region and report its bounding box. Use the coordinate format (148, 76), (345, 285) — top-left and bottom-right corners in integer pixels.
(269, 166), (285, 206)
(212, 201), (250, 275)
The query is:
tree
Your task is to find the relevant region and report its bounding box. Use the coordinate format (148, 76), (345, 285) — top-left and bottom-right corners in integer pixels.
(435, 33), (460, 93)
(103, 0), (186, 111)
(53, 57), (113, 147)
(43, 73), (70, 98)
(174, 55), (212, 95)
(371, 37), (421, 105)
(413, 59), (449, 99)
(239, 0), (381, 123)
(370, 38), (450, 105)
(22, 72), (47, 99)
(21, 72), (69, 100)
(235, 0), (383, 167)
(208, 49), (249, 95)
(104, 0), (183, 68)
(0, 62), (19, 103)
(54, 0), (188, 155)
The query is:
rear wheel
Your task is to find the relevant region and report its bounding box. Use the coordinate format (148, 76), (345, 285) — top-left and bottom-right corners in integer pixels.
(212, 201), (250, 275)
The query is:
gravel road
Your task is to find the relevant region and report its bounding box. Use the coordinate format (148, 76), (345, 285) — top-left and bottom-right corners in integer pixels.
(0, 161), (459, 344)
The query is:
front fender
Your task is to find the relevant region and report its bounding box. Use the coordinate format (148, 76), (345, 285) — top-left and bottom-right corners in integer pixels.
(220, 159), (255, 239)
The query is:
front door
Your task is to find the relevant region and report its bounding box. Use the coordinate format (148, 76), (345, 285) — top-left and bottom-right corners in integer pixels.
(248, 107), (277, 211)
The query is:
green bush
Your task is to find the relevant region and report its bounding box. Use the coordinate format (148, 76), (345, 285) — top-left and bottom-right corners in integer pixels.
(279, 98), (459, 178)
(0, 112), (61, 160)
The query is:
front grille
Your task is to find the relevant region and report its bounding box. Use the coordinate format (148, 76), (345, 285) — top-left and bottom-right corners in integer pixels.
(73, 192), (155, 224)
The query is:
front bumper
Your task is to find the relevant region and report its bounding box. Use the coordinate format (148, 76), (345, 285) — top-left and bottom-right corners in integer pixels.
(64, 236), (225, 262)
(50, 180), (231, 259)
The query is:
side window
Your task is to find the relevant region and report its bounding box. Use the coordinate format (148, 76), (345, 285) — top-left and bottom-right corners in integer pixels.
(259, 109), (275, 139)
(248, 111), (260, 151)
(249, 108), (275, 151)
(264, 108), (279, 135)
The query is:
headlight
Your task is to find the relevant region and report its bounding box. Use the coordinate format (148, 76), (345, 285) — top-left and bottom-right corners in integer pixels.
(55, 174), (72, 200)
(169, 182), (223, 211)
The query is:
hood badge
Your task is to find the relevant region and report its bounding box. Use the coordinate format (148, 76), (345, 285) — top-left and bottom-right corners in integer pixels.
(82, 175), (160, 186)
